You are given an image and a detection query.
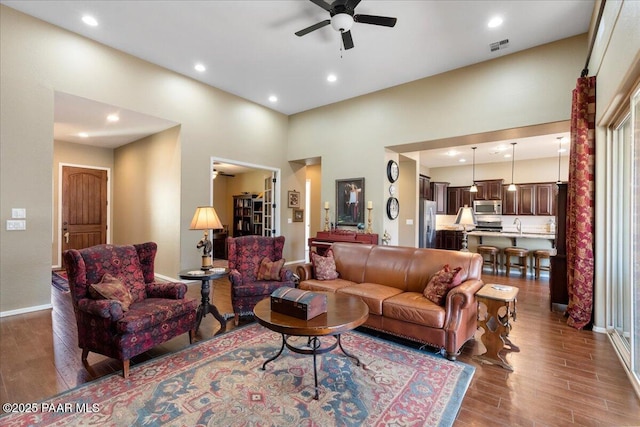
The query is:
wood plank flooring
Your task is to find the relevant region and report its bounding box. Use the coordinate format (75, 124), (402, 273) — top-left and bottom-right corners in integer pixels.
(1, 268), (639, 425)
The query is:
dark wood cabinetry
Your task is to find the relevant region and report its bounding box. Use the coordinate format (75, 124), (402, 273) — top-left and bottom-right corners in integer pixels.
(447, 186), (474, 215)
(430, 182), (449, 214)
(436, 230), (463, 250)
(550, 183), (568, 310)
(419, 175), (432, 199)
(502, 182), (556, 216)
(474, 179), (503, 200)
(535, 183), (556, 216)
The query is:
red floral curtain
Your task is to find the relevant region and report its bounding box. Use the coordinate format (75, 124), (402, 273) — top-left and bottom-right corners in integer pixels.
(566, 76), (596, 329)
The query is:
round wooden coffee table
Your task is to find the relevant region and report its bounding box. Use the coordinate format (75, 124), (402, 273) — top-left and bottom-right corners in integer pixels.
(253, 292), (369, 400)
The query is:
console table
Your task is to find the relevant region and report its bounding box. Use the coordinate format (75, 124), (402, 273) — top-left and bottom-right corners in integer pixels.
(308, 230), (378, 256)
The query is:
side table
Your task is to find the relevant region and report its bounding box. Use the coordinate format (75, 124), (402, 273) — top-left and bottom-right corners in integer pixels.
(179, 268), (229, 333)
(474, 283), (520, 371)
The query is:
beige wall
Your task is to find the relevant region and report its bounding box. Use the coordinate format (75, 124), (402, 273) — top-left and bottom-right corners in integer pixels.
(52, 140), (115, 267)
(113, 126), (182, 276)
(288, 35), (587, 245)
(429, 156), (570, 186)
(0, 6), (295, 314)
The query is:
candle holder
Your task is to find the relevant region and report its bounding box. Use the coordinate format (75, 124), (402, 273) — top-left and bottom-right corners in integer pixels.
(366, 206), (373, 234)
(324, 207), (330, 231)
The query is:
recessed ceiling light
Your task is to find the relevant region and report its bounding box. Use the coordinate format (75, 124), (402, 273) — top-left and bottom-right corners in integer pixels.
(504, 153), (512, 158)
(327, 74), (337, 83)
(445, 150), (459, 157)
(268, 95), (278, 103)
(78, 132), (89, 138)
(194, 63), (206, 72)
(107, 114), (119, 122)
(459, 158), (467, 163)
(82, 15), (98, 27)
(488, 17), (503, 28)
(558, 148), (567, 153)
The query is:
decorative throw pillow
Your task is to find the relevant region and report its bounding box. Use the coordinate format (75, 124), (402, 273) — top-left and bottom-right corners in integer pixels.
(423, 264), (463, 306)
(310, 250), (339, 281)
(257, 257), (285, 281)
(89, 273), (133, 311)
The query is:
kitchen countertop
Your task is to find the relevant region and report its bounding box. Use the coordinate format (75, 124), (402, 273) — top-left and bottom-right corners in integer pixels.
(468, 230), (555, 239)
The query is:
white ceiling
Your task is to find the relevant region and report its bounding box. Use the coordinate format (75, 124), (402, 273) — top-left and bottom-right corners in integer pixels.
(3, 0), (592, 165)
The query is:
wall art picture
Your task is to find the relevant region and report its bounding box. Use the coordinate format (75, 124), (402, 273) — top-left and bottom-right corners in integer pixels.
(288, 191), (300, 208)
(335, 177), (365, 226)
(293, 208), (304, 222)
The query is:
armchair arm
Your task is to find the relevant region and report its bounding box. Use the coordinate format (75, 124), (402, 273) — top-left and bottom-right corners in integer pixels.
(296, 263), (313, 281)
(77, 298), (124, 321)
(279, 268), (295, 283)
(228, 269), (242, 286)
(146, 282), (187, 299)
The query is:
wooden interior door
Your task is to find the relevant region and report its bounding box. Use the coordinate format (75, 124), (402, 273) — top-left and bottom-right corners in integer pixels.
(61, 166), (108, 265)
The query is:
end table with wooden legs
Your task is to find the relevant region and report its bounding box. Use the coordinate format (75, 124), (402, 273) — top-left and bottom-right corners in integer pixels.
(179, 268), (229, 333)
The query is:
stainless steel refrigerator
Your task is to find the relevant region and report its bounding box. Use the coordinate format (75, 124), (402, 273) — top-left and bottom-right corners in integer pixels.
(419, 200), (437, 248)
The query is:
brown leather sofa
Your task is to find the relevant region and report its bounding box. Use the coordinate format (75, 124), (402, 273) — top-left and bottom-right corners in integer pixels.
(297, 242), (484, 359)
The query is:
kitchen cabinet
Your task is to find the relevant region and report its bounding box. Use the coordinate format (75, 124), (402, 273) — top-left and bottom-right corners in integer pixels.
(430, 182), (449, 214)
(419, 175), (431, 200)
(435, 230), (444, 249)
(502, 182), (556, 216)
(447, 186), (474, 215)
(535, 183), (556, 216)
(441, 230), (463, 250)
(518, 184), (536, 215)
(474, 179), (503, 200)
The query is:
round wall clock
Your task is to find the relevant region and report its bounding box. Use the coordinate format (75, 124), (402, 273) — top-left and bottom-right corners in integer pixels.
(387, 160), (399, 183)
(386, 197), (399, 220)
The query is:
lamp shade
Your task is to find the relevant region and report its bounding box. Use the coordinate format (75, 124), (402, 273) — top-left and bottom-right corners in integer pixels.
(190, 206), (223, 230)
(454, 205), (477, 227)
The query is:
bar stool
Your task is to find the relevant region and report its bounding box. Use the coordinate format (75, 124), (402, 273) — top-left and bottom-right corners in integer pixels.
(477, 245), (500, 275)
(504, 247), (529, 277)
(532, 250), (552, 279)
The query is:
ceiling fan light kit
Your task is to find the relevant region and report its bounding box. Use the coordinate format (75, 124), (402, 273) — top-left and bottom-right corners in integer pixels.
(296, 0), (397, 51)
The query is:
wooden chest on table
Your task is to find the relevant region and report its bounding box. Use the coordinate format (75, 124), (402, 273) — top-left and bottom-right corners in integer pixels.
(271, 287), (328, 320)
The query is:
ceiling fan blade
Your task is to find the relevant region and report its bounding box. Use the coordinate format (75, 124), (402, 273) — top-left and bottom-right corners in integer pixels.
(354, 14), (397, 27)
(295, 19), (331, 36)
(309, 0), (332, 12)
(344, 0), (362, 11)
(342, 30), (354, 50)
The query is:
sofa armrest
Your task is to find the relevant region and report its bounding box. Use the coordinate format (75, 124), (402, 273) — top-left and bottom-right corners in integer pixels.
(146, 281), (187, 299)
(446, 279), (484, 310)
(296, 263), (314, 281)
(77, 298), (124, 320)
(280, 268), (295, 283)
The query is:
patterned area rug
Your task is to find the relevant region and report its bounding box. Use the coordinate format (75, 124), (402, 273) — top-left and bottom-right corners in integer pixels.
(0, 323), (474, 427)
(51, 270), (69, 292)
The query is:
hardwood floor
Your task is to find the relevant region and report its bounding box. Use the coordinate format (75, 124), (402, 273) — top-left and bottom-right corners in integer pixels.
(1, 268), (639, 425)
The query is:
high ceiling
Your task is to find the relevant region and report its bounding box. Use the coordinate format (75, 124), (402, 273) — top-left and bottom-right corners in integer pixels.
(2, 0), (593, 164)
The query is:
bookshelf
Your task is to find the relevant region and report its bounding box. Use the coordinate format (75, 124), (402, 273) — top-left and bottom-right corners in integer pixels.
(233, 194), (259, 237)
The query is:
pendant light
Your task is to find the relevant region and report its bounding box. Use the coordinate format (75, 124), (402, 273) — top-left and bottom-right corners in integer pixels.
(469, 147), (478, 193)
(556, 136), (563, 184)
(507, 142), (517, 192)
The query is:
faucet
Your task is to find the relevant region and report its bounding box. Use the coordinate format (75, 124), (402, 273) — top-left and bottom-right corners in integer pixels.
(513, 217), (522, 235)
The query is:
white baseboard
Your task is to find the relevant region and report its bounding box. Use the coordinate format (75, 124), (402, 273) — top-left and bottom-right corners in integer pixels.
(0, 303), (53, 318)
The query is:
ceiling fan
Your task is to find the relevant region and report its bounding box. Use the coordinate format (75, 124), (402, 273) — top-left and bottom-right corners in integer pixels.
(212, 164), (235, 179)
(295, 0), (397, 50)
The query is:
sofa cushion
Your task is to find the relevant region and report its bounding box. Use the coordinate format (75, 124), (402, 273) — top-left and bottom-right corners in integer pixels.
(338, 283), (403, 315)
(299, 278), (355, 293)
(423, 265), (463, 306)
(256, 257), (285, 281)
(310, 250), (339, 280)
(383, 292), (446, 329)
(89, 273), (133, 311)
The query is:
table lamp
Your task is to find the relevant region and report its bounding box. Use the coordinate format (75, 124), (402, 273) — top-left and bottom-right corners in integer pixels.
(454, 205), (477, 252)
(190, 206), (223, 270)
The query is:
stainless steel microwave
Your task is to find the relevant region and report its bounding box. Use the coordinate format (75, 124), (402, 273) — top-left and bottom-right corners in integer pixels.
(473, 200), (502, 215)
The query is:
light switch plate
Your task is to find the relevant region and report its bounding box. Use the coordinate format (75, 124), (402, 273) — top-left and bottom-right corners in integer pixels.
(7, 220), (26, 230)
(12, 208), (26, 219)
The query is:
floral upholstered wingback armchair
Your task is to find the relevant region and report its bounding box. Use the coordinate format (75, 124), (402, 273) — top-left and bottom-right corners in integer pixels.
(227, 235), (296, 325)
(63, 242), (198, 378)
